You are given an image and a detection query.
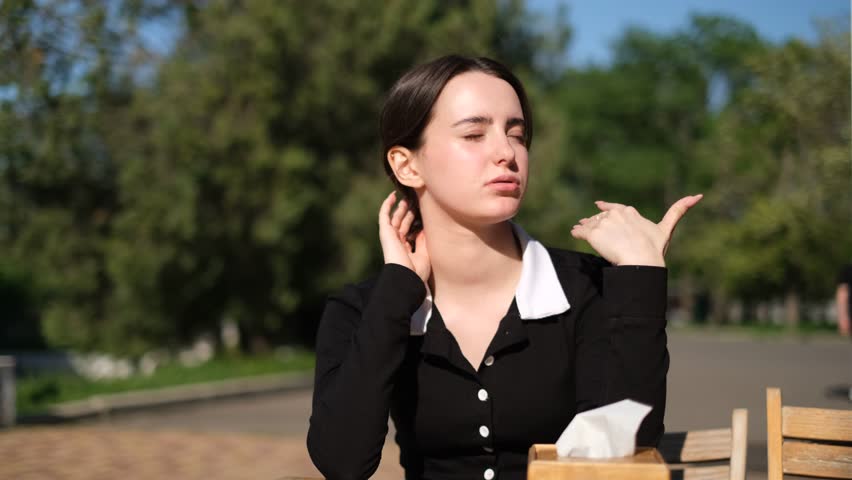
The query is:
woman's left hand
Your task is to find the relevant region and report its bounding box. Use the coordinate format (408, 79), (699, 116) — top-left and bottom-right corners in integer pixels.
(570, 195), (703, 267)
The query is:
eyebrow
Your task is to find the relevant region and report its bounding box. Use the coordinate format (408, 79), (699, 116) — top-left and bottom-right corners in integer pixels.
(451, 115), (526, 129)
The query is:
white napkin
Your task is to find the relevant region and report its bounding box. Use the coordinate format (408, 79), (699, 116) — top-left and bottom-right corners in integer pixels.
(555, 399), (652, 459)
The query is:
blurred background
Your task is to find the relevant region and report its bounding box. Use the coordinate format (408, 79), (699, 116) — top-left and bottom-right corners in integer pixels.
(0, 0), (850, 479)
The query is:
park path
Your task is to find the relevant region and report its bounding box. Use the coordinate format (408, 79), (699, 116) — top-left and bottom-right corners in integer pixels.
(3, 332), (850, 479)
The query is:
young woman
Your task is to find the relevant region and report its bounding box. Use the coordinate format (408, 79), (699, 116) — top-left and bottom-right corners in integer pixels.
(307, 55), (701, 480)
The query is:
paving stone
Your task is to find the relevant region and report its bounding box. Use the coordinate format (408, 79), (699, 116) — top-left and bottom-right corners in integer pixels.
(1, 427), (402, 479)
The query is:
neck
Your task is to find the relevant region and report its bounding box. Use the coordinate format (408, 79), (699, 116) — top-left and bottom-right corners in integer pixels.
(421, 208), (522, 300)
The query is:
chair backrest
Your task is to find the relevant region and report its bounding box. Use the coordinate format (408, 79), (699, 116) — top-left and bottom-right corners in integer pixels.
(766, 387), (852, 479)
(659, 408), (748, 480)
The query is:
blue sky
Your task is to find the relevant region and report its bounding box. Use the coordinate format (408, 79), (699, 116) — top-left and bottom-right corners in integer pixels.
(131, 1), (850, 72)
(531, 0), (850, 66)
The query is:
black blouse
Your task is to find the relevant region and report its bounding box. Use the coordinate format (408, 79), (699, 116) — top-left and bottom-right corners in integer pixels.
(307, 235), (668, 480)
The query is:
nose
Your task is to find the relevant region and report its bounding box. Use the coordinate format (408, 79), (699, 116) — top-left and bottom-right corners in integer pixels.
(494, 132), (517, 168)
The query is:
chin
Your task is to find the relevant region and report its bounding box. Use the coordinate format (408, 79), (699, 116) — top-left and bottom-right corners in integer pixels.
(430, 191), (523, 226)
(475, 198), (523, 224)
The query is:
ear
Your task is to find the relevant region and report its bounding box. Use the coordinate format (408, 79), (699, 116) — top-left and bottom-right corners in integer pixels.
(387, 146), (425, 188)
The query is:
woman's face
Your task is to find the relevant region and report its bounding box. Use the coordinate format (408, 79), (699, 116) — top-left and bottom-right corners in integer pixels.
(415, 71), (528, 227)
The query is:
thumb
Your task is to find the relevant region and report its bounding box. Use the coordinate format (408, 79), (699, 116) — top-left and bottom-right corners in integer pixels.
(659, 194), (703, 236)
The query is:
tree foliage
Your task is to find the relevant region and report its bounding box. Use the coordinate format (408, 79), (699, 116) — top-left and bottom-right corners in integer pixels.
(0, 2), (847, 353)
(685, 29), (851, 301)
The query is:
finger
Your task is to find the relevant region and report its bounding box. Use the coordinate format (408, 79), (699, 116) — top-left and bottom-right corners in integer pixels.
(578, 213), (606, 226)
(379, 191), (396, 226)
(378, 193), (399, 261)
(658, 194), (703, 235)
(399, 210), (415, 237)
(570, 224), (588, 241)
(390, 199), (408, 230)
(595, 200), (626, 212)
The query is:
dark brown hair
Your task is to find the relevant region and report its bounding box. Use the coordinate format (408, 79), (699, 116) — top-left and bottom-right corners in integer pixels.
(380, 55), (533, 244)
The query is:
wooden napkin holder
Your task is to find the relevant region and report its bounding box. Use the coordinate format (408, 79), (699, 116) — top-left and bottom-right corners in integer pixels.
(527, 444), (670, 480)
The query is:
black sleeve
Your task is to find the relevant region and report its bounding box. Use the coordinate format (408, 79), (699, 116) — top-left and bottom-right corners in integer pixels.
(572, 257), (668, 447)
(306, 264), (426, 480)
(601, 265), (669, 447)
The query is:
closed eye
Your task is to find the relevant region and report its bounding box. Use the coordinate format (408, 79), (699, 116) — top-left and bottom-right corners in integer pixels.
(463, 134), (484, 141)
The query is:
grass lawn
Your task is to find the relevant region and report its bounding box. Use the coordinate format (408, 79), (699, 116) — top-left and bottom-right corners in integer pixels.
(16, 350), (315, 416)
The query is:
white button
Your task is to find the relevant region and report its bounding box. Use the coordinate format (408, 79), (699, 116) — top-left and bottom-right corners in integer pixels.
(483, 446), (494, 453)
(484, 468), (495, 480)
(479, 425), (490, 438)
(484, 355), (494, 366)
(478, 389), (488, 401)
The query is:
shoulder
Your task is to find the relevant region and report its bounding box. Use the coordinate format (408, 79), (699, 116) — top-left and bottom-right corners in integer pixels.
(325, 261), (425, 316)
(544, 246), (612, 295)
(327, 274), (380, 313)
(319, 264), (426, 337)
(316, 275), (379, 336)
(546, 246), (610, 275)
(326, 264), (422, 313)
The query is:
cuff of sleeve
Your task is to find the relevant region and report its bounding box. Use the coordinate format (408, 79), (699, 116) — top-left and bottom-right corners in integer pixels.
(371, 263), (428, 317)
(603, 266), (668, 319)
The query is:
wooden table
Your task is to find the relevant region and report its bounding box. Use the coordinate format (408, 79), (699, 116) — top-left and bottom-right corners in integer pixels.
(528, 444), (670, 480)
(279, 446), (671, 480)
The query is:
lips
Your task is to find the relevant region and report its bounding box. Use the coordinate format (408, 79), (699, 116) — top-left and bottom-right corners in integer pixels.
(487, 174), (521, 193)
(487, 174), (520, 186)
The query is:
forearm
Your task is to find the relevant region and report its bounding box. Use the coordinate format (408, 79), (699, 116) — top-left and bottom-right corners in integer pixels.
(307, 264), (426, 480)
(602, 266), (669, 446)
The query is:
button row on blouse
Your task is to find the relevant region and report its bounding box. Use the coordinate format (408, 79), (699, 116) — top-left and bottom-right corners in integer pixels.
(479, 357), (495, 465)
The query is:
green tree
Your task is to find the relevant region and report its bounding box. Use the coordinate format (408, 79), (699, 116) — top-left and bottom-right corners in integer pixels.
(0, 0), (166, 352)
(685, 28), (851, 325)
(109, 0), (571, 353)
(551, 15), (764, 246)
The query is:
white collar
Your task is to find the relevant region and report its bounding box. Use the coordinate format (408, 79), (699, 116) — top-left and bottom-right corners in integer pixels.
(410, 222), (571, 335)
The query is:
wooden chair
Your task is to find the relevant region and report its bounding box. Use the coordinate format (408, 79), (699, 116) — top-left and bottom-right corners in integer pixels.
(766, 387), (852, 479)
(659, 408), (748, 480)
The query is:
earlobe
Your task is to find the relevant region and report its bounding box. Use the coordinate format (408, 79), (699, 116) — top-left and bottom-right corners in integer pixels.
(387, 147), (425, 188)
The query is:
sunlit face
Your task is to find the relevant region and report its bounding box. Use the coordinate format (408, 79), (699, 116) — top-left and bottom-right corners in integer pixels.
(414, 71), (529, 227)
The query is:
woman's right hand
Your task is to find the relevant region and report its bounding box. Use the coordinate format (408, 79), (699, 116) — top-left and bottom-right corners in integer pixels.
(379, 192), (431, 285)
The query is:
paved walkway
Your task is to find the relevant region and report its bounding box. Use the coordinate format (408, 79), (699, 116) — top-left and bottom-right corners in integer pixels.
(2, 424), (403, 480)
(2, 427), (325, 480)
(4, 333), (850, 479)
